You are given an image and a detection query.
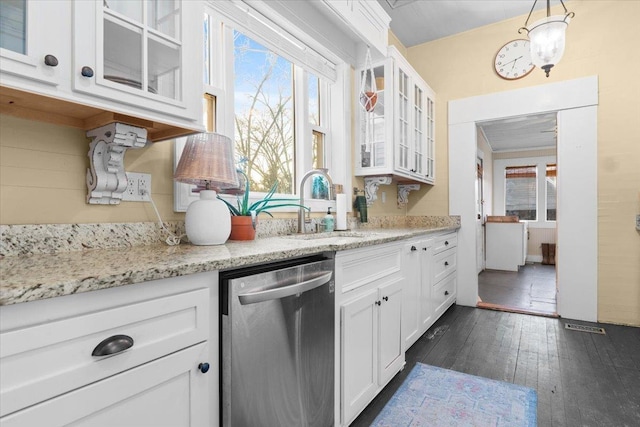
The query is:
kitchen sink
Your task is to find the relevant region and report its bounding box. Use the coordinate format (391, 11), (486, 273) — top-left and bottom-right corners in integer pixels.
(283, 231), (373, 240)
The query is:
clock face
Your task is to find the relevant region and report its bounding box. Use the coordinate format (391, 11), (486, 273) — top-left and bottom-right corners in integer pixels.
(494, 39), (535, 80)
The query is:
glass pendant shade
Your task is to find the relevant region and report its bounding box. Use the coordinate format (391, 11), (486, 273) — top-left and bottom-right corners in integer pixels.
(527, 15), (570, 77)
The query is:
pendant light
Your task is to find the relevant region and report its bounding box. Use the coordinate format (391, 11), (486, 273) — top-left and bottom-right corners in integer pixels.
(518, 0), (575, 77)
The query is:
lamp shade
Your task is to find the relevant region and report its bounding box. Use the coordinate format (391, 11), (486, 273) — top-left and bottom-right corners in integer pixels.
(174, 133), (239, 190)
(174, 133), (239, 245)
(527, 14), (570, 76)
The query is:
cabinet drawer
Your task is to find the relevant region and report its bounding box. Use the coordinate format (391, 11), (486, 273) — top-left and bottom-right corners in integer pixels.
(0, 287), (209, 417)
(433, 248), (457, 284)
(433, 232), (457, 254)
(0, 342), (209, 427)
(336, 242), (402, 293)
(433, 273), (456, 318)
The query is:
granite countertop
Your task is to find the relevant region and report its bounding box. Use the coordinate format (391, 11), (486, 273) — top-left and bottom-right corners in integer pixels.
(0, 225), (459, 306)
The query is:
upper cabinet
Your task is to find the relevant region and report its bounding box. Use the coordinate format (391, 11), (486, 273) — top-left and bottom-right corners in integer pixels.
(0, 0), (64, 87)
(0, 0), (204, 141)
(355, 46), (436, 185)
(322, 0), (390, 56)
(73, 0), (201, 125)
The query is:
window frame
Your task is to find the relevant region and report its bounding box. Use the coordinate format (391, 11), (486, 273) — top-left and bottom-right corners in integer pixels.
(174, 3), (350, 213)
(493, 156), (556, 229)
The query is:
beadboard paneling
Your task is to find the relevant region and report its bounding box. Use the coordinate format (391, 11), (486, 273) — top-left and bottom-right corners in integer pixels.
(527, 227), (556, 262)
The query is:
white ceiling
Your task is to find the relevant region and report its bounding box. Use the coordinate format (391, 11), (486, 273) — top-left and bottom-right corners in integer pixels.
(378, 0), (551, 47)
(478, 113), (557, 152)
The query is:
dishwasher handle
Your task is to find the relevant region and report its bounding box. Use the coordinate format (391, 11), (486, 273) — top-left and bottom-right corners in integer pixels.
(238, 271), (333, 305)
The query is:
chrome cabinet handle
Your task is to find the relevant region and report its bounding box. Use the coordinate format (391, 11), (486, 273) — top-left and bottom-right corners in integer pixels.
(238, 271), (332, 305)
(44, 54), (58, 67)
(81, 66), (94, 78)
(92, 334), (133, 356)
(198, 362), (210, 374)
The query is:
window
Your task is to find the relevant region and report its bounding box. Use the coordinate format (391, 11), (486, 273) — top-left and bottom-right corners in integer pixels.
(546, 164), (557, 221)
(505, 165), (537, 220)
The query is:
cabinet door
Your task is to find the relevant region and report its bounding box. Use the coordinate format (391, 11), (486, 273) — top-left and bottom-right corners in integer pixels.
(411, 79), (427, 179)
(401, 241), (420, 349)
(341, 288), (378, 425)
(72, 0), (202, 123)
(394, 63), (411, 175)
(424, 87), (436, 183)
(0, 0), (66, 87)
(378, 278), (404, 386)
(0, 342), (209, 427)
(419, 241), (434, 333)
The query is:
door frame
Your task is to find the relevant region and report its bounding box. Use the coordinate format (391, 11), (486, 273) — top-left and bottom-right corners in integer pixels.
(449, 76), (598, 322)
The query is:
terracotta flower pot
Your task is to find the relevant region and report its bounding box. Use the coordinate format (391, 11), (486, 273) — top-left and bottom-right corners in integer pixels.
(229, 216), (257, 241)
(359, 91), (378, 112)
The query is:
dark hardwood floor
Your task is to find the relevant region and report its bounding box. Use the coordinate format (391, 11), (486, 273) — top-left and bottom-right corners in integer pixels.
(479, 263), (557, 315)
(351, 305), (640, 427)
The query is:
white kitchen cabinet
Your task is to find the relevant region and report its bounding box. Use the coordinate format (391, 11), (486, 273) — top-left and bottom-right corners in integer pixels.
(336, 242), (404, 425)
(0, 0), (204, 141)
(321, 0), (390, 55)
(402, 232), (458, 351)
(0, 272), (218, 426)
(0, 0), (65, 87)
(73, 0), (202, 124)
(355, 46), (436, 184)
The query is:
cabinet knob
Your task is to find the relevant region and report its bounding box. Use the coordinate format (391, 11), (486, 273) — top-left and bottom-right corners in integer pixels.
(375, 300), (381, 306)
(410, 245), (417, 251)
(422, 247), (427, 251)
(198, 362), (210, 374)
(81, 66), (94, 78)
(91, 334), (134, 357)
(383, 296), (389, 302)
(444, 291), (450, 296)
(44, 54), (58, 67)
(445, 241), (449, 246)
(444, 261), (449, 266)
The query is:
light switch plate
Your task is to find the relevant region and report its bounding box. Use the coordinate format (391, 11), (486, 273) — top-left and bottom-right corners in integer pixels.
(123, 172), (151, 202)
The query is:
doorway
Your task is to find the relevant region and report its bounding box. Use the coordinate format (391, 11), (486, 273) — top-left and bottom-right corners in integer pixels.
(448, 76), (598, 322)
(475, 114), (558, 316)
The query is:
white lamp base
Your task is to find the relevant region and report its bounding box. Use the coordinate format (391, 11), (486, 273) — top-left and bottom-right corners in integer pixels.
(185, 190), (231, 245)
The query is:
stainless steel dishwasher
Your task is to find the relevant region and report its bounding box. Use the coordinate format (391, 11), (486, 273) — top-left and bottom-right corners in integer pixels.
(220, 255), (335, 427)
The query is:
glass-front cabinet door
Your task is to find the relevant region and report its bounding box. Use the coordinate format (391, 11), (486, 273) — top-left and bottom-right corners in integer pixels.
(356, 46), (435, 185)
(0, 0), (64, 86)
(73, 0), (202, 124)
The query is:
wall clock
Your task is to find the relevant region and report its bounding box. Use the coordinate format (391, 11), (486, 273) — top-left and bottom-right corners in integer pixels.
(494, 39), (535, 80)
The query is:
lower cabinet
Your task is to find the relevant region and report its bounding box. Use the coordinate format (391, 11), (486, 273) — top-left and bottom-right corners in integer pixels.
(402, 232), (458, 351)
(0, 272), (218, 427)
(1, 342), (209, 427)
(337, 243), (404, 426)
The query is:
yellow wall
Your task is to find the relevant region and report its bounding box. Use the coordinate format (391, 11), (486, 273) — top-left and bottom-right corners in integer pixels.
(405, 0), (640, 326)
(0, 114), (183, 224)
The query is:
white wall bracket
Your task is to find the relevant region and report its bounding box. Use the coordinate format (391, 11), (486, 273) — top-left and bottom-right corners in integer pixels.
(86, 123), (148, 205)
(397, 183), (420, 208)
(364, 175), (392, 205)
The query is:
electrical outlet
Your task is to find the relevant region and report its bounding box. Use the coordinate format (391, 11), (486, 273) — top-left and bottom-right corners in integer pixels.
(122, 172), (151, 202)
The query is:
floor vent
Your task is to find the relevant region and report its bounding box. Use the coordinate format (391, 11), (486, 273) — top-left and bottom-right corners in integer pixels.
(565, 323), (606, 335)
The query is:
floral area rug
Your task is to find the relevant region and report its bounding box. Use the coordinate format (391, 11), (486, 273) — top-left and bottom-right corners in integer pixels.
(371, 363), (537, 426)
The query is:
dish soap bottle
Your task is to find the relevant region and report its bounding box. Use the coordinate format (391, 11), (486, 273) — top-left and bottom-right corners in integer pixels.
(323, 207), (335, 232)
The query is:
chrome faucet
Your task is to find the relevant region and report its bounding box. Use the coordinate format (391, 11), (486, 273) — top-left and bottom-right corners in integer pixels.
(298, 168), (334, 234)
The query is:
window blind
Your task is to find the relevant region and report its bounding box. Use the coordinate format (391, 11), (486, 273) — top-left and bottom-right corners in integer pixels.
(505, 165), (537, 220)
(546, 164), (557, 221)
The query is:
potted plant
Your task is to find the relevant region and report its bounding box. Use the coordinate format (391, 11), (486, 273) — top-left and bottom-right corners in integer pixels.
(218, 171), (309, 240)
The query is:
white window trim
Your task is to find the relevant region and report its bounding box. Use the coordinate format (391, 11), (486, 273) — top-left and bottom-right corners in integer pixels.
(493, 156), (556, 229)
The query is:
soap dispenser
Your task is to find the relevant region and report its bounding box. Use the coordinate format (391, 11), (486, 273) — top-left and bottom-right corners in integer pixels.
(323, 207), (335, 232)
